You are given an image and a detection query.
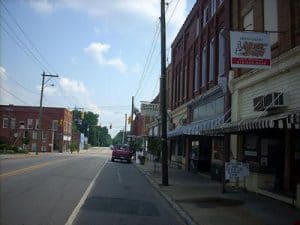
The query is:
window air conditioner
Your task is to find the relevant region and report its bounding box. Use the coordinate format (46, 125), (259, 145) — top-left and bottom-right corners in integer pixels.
(263, 92), (285, 110)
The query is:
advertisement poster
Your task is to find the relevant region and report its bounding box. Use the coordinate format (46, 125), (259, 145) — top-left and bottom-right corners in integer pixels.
(230, 31), (271, 69)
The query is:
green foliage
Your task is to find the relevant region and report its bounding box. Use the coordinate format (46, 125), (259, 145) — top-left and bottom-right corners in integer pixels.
(70, 143), (79, 153)
(148, 137), (161, 158)
(0, 144), (18, 152)
(17, 149), (29, 154)
(22, 137), (30, 145)
(112, 131), (127, 145)
(72, 110), (112, 147)
(130, 138), (143, 151)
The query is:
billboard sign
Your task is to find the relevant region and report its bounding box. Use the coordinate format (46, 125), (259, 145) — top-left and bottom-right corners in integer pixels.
(141, 103), (159, 117)
(230, 31), (271, 69)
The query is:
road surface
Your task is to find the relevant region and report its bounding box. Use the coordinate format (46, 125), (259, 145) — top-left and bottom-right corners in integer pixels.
(0, 147), (183, 225)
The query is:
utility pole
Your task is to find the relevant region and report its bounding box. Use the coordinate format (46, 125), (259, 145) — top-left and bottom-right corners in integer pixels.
(37, 72), (59, 155)
(130, 96), (134, 146)
(122, 113), (127, 145)
(160, 0), (168, 186)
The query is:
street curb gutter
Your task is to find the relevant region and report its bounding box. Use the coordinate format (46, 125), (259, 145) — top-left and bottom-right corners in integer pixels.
(134, 163), (198, 225)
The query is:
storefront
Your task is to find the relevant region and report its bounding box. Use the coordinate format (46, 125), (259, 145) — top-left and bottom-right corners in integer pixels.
(222, 45), (300, 202)
(168, 87), (227, 176)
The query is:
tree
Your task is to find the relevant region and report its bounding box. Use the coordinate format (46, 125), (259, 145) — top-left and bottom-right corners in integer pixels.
(72, 110), (112, 147)
(112, 131), (127, 145)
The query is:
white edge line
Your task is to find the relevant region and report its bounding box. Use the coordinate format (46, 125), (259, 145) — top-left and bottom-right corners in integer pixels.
(65, 158), (108, 225)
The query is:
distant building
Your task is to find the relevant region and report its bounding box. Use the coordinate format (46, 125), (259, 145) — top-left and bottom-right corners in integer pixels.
(0, 105), (72, 152)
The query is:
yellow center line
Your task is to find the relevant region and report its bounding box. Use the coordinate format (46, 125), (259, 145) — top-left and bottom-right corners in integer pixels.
(0, 158), (70, 180)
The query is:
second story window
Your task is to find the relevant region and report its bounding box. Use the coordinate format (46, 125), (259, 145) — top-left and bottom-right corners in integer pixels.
(42, 131), (48, 140)
(203, 6), (209, 27)
(27, 119), (33, 129)
(35, 119), (39, 129)
(52, 120), (58, 131)
(264, 0), (278, 45)
(32, 131), (37, 140)
(243, 9), (254, 31)
(19, 121), (25, 129)
(201, 46), (207, 87)
(3, 118), (9, 128)
(194, 54), (200, 91)
(218, 29), (226, 77)
(209, 38), (215, 82)
(196, 17), (200, 37)
(211, 0), (217, 16)
(11, 118), (16, 129)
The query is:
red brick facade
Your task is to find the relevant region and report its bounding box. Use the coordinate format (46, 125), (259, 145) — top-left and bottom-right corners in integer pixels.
(0, 105), (72, 152)
(171, 0), (230, 111)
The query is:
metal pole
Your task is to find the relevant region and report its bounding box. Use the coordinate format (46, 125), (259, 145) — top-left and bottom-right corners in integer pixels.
(122, 113), (127, 145)
(160, 0), (168, 186)
(37, 72), (45, 155)
(130, 96), (134, 146)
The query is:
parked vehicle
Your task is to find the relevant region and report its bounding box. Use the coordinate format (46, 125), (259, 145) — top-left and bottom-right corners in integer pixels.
(111, 144), (133, 163)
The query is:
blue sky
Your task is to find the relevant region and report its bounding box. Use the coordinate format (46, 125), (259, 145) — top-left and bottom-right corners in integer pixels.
(0, 0), (196, 136)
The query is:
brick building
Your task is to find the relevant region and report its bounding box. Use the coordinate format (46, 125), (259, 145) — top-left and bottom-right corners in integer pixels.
(168, 0), (230, 175)
(0, 105), (72, 152)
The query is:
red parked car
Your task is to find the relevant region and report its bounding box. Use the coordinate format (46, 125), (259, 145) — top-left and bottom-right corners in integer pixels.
(111, 144), (133, 163)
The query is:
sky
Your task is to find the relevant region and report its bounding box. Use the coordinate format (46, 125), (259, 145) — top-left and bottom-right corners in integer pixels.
(0, 0), (196, 137)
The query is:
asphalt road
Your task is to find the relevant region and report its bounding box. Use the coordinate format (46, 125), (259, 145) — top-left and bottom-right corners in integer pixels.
(0, 149), (107, 225)
(73, 159), (184, 225)
(0, 148), (184, 225)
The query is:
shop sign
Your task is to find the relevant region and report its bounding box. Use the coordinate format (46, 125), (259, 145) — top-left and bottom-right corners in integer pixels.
(225, 160), (249, 180)
(141, 103), (159, 117)
(230, 31), (271, 69)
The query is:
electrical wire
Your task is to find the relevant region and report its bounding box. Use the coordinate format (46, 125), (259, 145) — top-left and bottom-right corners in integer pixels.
(0, 0), (57, 74)
(0, 86), (30, 105)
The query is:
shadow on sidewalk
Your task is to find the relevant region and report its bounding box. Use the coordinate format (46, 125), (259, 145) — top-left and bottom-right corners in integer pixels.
(136, 160), (300, 225)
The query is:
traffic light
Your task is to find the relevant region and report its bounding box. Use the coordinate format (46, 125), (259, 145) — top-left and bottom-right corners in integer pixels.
(109, 123), (112, 129)
(128, 116), (132, 124)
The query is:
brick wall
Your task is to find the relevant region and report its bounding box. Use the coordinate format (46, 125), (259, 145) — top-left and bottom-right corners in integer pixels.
(0, 105), (72, 152)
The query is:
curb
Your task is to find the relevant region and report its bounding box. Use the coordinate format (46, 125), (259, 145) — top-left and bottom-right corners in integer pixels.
(134, 163), (198, 225)
(0, 153), (39, 161)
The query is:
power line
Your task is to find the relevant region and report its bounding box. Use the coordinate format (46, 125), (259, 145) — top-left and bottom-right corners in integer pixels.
(0, 22), (49, 72)
(0, 86), (30, 105)
(134, 19), (160, 98)
(0, 70), (39, 96)
(134, 0), (180, 101)
(0, 0), (57, 74)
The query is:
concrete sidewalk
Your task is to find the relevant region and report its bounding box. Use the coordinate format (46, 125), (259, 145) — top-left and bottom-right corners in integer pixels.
(135, 160), (300, 225)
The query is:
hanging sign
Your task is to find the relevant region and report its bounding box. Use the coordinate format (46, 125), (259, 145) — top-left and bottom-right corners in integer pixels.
(230, 31), (271, 69)
(141, 103), (159, 117)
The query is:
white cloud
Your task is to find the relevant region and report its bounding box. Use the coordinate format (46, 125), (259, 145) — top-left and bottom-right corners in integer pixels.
(59, 77), (88, 95)
(29, 0), (188, 42)
(29, 0), (56, 13)
(84, 42), (127, 74)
